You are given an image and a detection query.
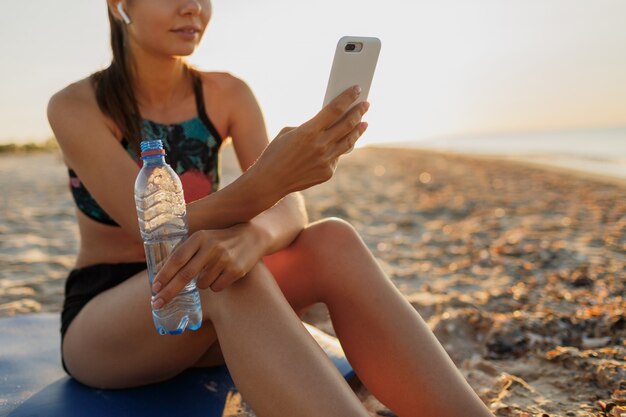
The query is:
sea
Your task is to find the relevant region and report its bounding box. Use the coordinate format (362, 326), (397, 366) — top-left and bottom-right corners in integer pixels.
(372, 127), (626, 182)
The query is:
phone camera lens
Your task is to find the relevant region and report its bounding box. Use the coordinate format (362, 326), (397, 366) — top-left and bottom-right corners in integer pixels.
(345, 43), (356, 52)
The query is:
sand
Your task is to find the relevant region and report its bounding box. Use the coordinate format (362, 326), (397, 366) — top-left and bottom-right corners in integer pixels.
(0, 144), (624, 416)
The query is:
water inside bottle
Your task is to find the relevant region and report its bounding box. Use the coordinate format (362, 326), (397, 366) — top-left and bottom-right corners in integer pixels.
(144, 234), (186, 289)
(144, 235), (202, 335)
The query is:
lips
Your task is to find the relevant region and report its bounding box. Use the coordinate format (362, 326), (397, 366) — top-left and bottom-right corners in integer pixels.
(171, 26), (201, 34)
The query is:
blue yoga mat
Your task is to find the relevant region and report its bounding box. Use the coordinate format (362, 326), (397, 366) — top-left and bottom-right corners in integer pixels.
(0, 313), (356, 417)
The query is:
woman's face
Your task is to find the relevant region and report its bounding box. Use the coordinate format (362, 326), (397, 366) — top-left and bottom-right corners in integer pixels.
(116, 0), (212, 57)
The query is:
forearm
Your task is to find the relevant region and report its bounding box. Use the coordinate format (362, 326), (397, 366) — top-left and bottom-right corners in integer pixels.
(186, 163), (285, 233)
(250, 192), (308, 256)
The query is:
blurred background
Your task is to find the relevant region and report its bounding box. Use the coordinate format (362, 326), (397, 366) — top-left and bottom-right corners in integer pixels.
(1, 0), (625, 177)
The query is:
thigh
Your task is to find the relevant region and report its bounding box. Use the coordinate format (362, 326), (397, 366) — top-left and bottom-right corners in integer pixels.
(63, 268), (219, 389)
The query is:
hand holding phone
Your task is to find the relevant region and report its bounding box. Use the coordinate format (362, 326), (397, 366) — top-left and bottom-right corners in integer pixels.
(255, 36), (380, 195)
(323, 36), (381, 126)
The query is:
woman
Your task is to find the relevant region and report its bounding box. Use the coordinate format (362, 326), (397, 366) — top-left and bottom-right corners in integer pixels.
(46, 1), (494, 416)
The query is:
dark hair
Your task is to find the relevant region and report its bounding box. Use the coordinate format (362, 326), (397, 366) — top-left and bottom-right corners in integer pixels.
(90, 3), (198, 157)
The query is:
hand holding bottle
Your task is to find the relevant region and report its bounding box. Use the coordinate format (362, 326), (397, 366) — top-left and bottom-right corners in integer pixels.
(150, 222), (267, 307)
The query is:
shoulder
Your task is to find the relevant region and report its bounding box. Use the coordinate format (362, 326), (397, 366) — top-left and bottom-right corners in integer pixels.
(195, 71), (261, 137)
(196, 71), (257, 108)
(196, 71), (251, 93)
(47, 77), (94, 114)
(47, 77), (95, 143)
(47, 76), (122, 140)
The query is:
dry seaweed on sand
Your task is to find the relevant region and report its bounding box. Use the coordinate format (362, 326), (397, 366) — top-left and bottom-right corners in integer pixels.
(1, 147), (624, 416)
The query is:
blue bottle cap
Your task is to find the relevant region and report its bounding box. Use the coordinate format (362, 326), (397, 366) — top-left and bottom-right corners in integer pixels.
(140, 139), (164, 152)
(140, 139), (166, 160)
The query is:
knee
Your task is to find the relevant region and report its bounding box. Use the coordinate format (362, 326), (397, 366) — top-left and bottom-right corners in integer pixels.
(266, 217), (361, 270)
(303, 217), (362, 255)
(297, 218), (370, 296)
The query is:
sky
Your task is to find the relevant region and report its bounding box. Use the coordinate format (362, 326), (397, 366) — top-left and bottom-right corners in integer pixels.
(1, 0), (625, 147)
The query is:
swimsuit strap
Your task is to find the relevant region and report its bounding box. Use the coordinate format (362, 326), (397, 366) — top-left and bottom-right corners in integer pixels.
(191, 71), (223, 143)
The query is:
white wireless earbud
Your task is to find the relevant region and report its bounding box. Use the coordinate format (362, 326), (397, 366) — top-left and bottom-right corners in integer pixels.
(116, 2), (132, 25)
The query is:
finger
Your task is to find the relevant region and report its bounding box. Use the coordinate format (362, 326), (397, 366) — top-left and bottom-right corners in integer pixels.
(197, 243), (231, 290)
(331, 121), (368, 159)
(197, 255), (226, 290)
(210, 266), (246, 292)
(195, 265), (211, 289)
(151, 235), (201, 294)
(153, 232), (216, 308)
(326, 101), (369, 142)
(152, 249), (211, 308)
(300, 85), (362, 133)
(209, 256), (244, 292)
(209, 270), (229, 292)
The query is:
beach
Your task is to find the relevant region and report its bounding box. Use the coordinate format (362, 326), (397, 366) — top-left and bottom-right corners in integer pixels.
(0, 144), (624, 416)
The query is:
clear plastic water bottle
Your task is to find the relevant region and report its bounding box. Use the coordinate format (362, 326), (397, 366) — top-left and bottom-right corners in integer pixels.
(134, 139), (202, 335)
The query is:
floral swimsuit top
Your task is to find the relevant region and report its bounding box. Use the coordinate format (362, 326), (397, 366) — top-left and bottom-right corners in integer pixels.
(67, 72), (223, 227)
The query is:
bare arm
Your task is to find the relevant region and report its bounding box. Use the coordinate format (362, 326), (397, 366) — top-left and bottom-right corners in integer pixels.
(48, 77), (365, 250)
(222, 75), (309, 256)
(147, 81), (369, 300)
(47, 79), (284, 245)
(250, 193), (308, 256)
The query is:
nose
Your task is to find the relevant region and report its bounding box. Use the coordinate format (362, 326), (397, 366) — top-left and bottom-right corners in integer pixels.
(180, 0), (202, 15)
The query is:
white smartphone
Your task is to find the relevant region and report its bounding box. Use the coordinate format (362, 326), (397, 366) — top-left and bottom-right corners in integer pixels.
(322, 36), (381, 117)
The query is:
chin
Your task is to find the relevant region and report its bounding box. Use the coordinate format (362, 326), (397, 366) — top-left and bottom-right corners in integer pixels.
(166, 46), (197, 57)
(173, 50), (196, 57)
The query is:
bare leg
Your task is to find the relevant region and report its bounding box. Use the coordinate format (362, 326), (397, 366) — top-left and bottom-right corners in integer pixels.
(64, 259), (368, 415)
(264, 218), (494, 417)
(203, 261), (369, 417)
(63, 268), (222, 389)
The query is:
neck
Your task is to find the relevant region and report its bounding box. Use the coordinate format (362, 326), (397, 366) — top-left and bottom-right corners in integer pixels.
(128, 47), (192, 111)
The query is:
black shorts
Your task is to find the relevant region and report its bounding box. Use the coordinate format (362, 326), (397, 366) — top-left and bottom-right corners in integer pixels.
(60, 262), (147, 376)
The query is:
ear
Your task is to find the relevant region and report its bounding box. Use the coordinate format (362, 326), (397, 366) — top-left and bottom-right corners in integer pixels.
(107, 0), (131, 24)
(117, 3), (132, 24)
